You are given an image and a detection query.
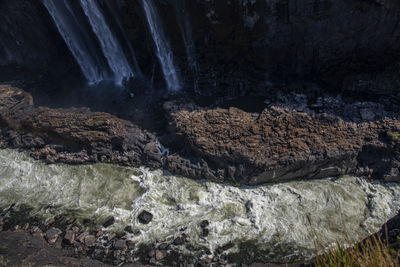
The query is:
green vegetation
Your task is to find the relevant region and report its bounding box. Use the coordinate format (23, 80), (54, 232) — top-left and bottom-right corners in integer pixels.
(389, 132), (400, 139)
(315, 235), (399, 267)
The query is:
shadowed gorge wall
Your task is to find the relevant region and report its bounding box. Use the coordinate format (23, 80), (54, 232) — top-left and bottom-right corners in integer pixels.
(0, 0), (79, 80)
(1, 0), (400, 97)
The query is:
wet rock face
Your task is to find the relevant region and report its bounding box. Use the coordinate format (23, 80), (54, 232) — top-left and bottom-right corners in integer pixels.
(166, 103), (400, 184)
(0, 84), (33, 128)
(122, 0), (400, 96)
(1, 0), (400, 98)
(21, 107), (127, 151)
(0, 0), (76, 80)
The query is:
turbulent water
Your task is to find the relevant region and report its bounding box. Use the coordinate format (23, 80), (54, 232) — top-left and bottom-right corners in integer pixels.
(141, 0), (182, 92)
(0, 149), (399, 262)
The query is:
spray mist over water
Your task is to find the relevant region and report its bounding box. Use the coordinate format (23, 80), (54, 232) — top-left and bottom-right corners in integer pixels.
(0, 149), (399, 262)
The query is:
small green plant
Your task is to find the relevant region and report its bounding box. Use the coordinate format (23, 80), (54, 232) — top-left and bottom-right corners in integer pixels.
(389, 132), (400, 139)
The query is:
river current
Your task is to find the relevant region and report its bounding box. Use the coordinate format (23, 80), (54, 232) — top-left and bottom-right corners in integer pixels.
(0, 149), (399, 262)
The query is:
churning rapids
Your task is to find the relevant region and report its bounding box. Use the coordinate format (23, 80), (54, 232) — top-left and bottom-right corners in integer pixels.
(0, 149), (400, 263)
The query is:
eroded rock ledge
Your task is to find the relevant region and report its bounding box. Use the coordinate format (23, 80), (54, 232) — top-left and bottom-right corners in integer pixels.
(165, 103), (400, 184)
(0, 84), (163, 169)
(0, 84), (399, 185)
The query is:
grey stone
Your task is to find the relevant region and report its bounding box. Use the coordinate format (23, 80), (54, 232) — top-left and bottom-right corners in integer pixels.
(84, 235), (96, 247)
(137, 210), (153, 224)
(155, 250), (166, 260)
(45, 227), (62, 244)
(114, 239), (127, 251)
(102, 216), (115, 228)
(63, 230), (75, 245)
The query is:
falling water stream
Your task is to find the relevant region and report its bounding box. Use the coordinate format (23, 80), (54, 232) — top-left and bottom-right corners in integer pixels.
(79, 0), (134, 85)
(0, 149), (399, 262)
(42, 0), (110, 85)
(43, 0), (136, 86)
(104, 0), (143, 80)
(141, 0), (182, 92)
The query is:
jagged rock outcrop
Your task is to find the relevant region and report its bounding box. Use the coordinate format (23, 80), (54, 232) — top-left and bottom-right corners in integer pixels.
(1, 84), (399, 185)
(165, 102), (400, 184)
(0, 84), (163, 169)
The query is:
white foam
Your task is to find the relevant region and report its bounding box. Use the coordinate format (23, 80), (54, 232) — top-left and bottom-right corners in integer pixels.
(0, 149), (399, 262)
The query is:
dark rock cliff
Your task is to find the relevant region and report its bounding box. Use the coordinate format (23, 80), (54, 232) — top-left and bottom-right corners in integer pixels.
(0, 0), (79, 81)
(1, 0), (400, 98)
(123, 0), (400, 97)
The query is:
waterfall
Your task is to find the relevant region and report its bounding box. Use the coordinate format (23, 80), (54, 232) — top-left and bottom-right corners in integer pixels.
(79, 0), (134, 86)
(104, 1), (143, 80)
(42, 0), (110, 85)
(174, 0), (200, 92)
(141, 0), (181, 92)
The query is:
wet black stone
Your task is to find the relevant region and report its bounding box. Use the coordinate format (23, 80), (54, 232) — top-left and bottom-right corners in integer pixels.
(173, 237), (183, 246)
(127, 240), (135, 250)
(158, 243), (169, 250)
(216, 243), (234, 254)
(148, 249), (155, 258)
(133, 229), (141, 236)
(82, 219), (91, 225)
(137, 211), (153, 224)
(102, 216), (115, 228)
(124, 225), (133, 233)
(201, 228), (209, 237)
(200, 220), (209, 228)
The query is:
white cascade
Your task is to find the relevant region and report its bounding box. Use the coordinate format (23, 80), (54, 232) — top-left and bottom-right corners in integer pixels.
(79, 0), (134, 86)
(104, 1), (143, 79)
(42, 0), (110, 85)
(141, 0), (182, 92)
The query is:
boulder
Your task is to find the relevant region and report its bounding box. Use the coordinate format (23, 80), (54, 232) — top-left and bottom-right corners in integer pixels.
(137, 210), (153, 224)
(114, 239), (127, 251)
(102, 216), (115, 228)
(63, 230), (75, 245)
(84, 235), (96, 247)
(45, 227), (62, 245)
